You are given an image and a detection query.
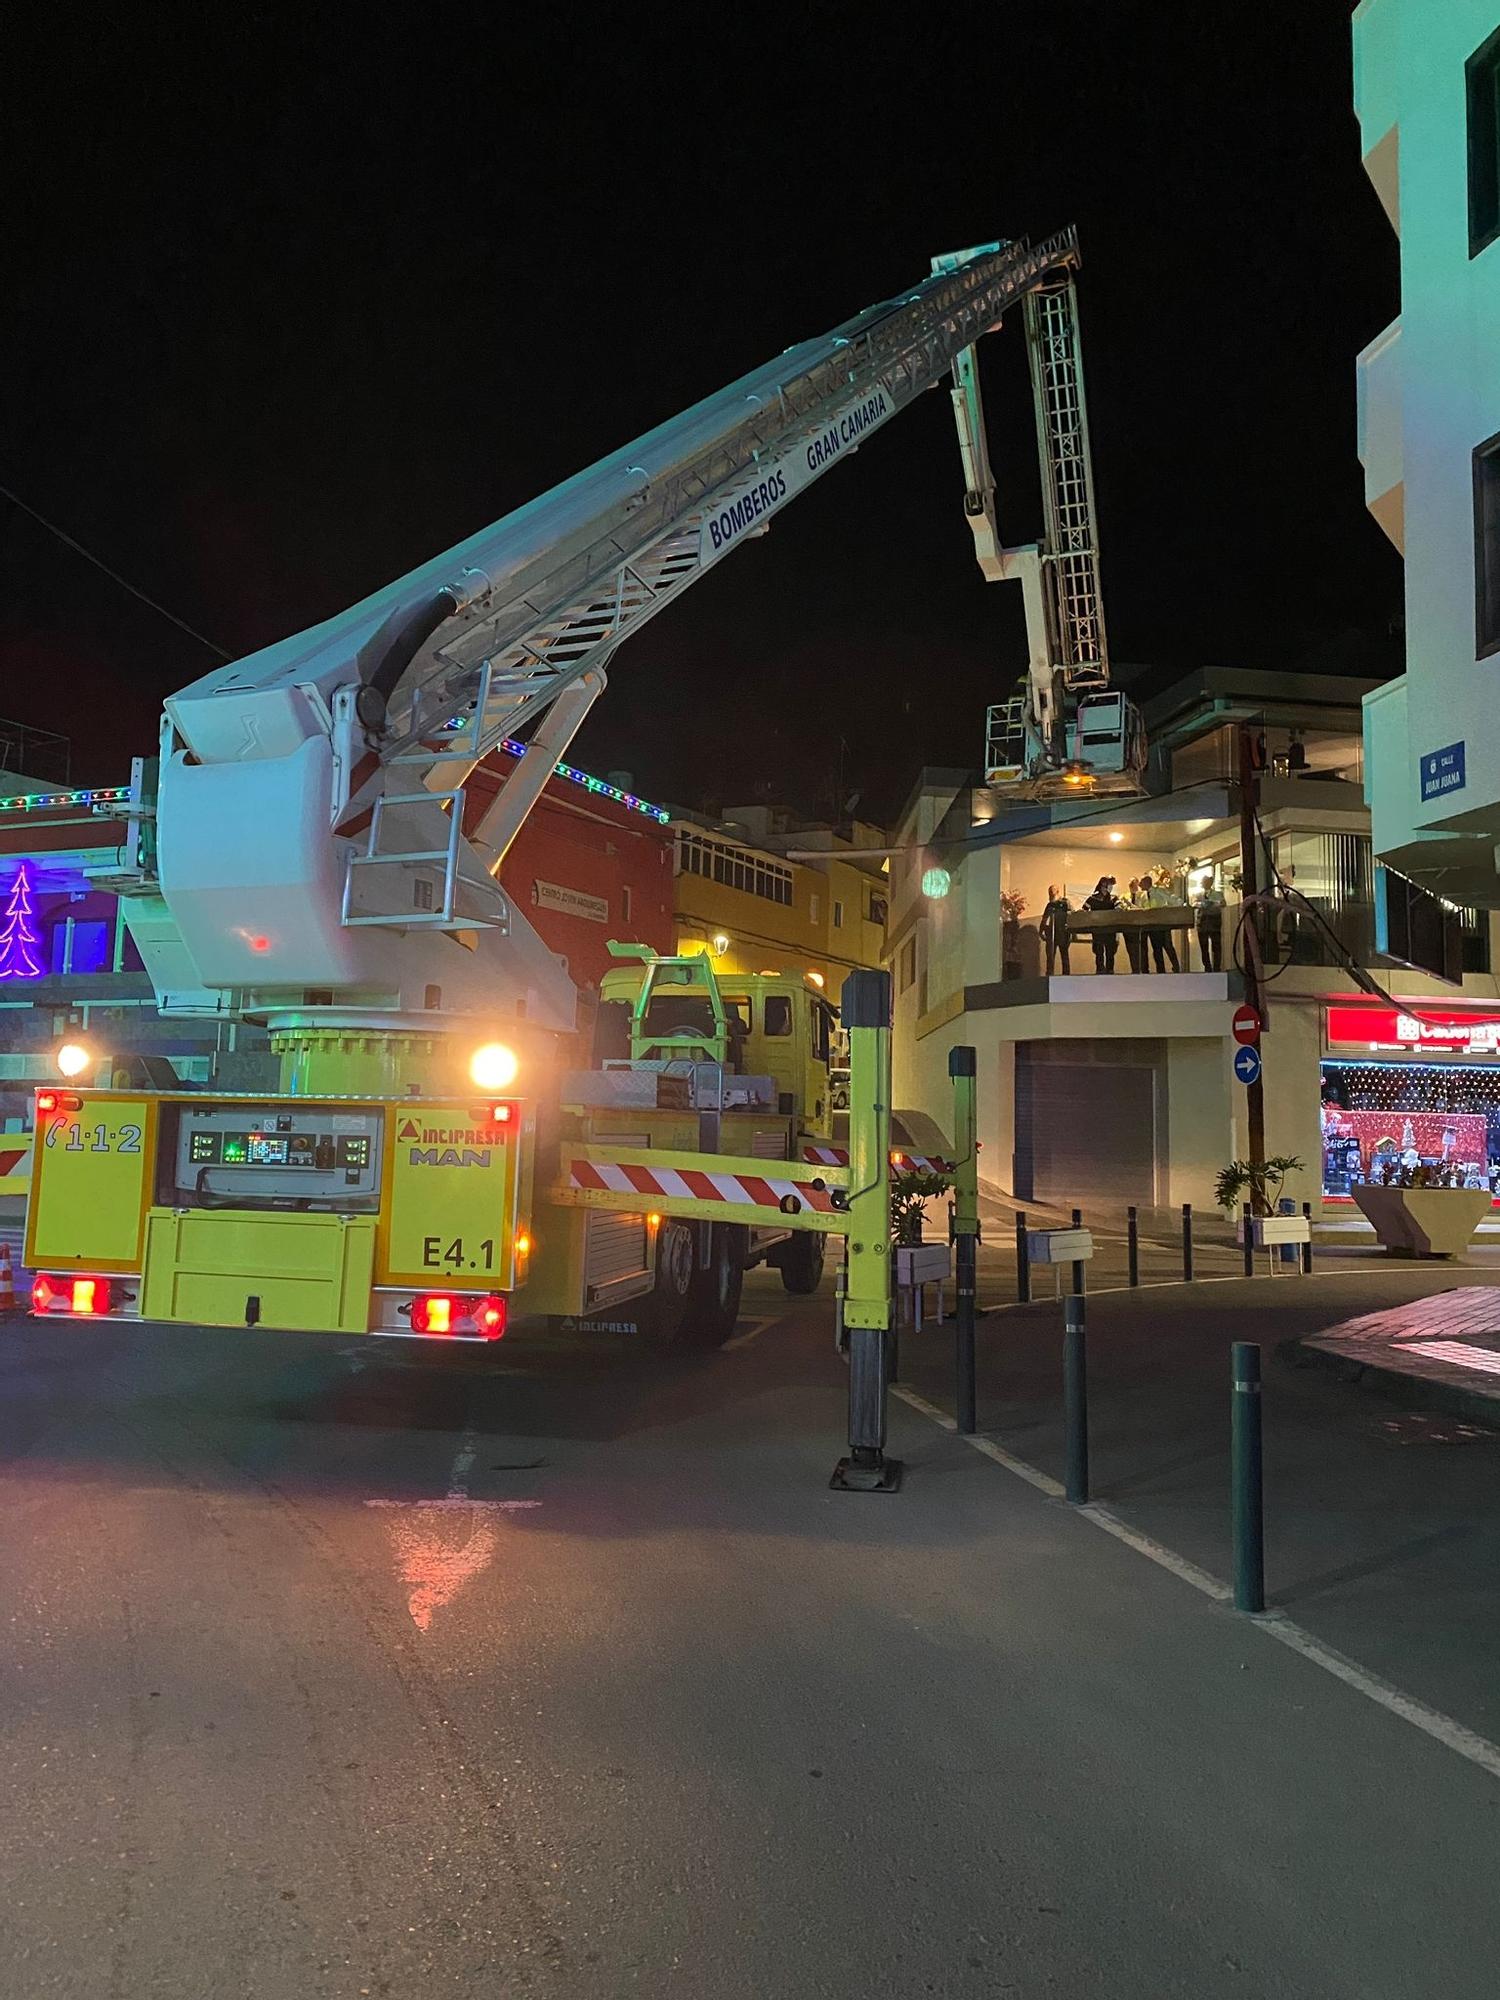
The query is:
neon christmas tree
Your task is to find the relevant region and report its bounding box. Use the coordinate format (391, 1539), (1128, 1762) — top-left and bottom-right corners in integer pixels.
(0, 863), (43, 980)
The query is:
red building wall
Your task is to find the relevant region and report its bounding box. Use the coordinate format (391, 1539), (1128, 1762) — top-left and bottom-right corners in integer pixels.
(468, 752), (674, 993)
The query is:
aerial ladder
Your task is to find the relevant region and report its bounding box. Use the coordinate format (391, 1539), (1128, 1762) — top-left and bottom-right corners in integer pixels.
(27, 227), (1122, 1357)
(940, 260), (1145, 797)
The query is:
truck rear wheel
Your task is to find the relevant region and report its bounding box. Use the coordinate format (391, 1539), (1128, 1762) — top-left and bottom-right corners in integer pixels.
(681, 1223), (745, 1346)
(776, 1229), (826, 1295)
(644, 1219), (695, 1349)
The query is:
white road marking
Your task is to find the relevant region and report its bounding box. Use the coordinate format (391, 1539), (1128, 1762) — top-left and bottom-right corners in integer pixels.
(1077, 1503), (1232, 1601)
(447, 1430), (478, 1500)
(893, 1386), (1063, 1497)
(723, 1317), (777, 1351)
(362, 1427), (542, 1631)
(892, 1385), (1500, 1783)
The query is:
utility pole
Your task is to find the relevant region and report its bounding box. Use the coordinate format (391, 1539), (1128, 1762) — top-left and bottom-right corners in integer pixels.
(1237, 722), (1266, 1173)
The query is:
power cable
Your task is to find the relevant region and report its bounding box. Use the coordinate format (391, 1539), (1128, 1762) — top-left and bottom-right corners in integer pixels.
(1249, 803), (1464, 1026)
(0, 479), (231, 661)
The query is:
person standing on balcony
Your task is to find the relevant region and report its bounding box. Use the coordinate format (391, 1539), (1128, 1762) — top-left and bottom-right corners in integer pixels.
(1039, 883), (1072, 975)
(1083, 876), (1121, 974)
(1122, 877), (1149, 973)
(1195, 877), (1226, 971)
(1145, 873), (1182, 972)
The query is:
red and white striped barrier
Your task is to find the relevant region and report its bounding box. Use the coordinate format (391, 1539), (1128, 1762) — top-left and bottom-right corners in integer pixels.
(801, 1144), (955, 1176)
(568, 1156), (843, 1214)
(0, 1135), (32, 1196)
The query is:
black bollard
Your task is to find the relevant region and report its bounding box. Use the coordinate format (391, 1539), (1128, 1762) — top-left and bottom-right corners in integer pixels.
(1063, 1294), (1089, 1504)
(955, 1228), (977, 1436)
(1301, 1200), (1313, 1276)
(1231, 1342), (1265, 1612)
(1242, 1203), (1255, 1278)
(1181, 1202), (1194, 1282)
(1127, 1204), (1140, 1287)
(1015, 1209), (1031, 1304)
(1071, 1207), (1086, 1297)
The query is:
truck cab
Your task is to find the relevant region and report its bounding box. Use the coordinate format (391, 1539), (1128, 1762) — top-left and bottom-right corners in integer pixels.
(595, 962), (839, 1143)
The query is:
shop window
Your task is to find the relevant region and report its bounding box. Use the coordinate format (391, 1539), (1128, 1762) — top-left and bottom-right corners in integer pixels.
(1468, 25), (1500, 257)
(1474, 430), (1500, 658)
(764, 994), (792, 1036)
(1321, 1058), (1500, 1201)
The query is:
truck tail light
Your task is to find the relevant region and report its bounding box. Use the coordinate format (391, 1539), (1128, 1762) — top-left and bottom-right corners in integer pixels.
(33, 1274), (112, 1316)
(409, 1293), (507, 1340)
(473, 1296), (506, 1338)
(411, 1293), (454, 1335)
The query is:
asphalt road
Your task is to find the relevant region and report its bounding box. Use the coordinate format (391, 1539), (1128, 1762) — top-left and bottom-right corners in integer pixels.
(2, 1275), (1498, 1998)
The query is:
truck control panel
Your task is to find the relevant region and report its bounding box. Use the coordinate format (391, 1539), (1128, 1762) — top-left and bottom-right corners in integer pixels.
(163, 1103), (384, 1210)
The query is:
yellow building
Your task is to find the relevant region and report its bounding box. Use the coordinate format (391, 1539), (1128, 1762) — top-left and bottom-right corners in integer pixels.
(670, 807), (888, 990)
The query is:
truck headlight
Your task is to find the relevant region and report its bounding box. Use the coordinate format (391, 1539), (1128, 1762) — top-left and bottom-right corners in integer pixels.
(470, 1042), (519, 1090)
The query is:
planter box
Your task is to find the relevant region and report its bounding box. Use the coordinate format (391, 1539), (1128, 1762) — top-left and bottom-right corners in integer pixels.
(1026, 1227), (1093, 1267)
(895, 1243), (951, 1289)
(1350, 1185), (1490, 1259)
(1234, 1215), (1311, 1247)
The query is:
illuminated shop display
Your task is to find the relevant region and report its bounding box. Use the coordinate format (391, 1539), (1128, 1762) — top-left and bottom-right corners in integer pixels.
(1320, 1060), (1500, 1199)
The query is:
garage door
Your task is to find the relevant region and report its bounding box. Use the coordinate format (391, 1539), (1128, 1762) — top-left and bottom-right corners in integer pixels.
(1014, 1042), (1161, 1206)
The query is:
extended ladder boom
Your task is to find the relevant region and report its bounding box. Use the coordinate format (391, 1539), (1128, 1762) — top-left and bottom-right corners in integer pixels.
(144, 230), (1089, 1028)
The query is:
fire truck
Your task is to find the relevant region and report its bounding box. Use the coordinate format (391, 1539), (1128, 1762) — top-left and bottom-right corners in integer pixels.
(25, 229), (1117, 1350)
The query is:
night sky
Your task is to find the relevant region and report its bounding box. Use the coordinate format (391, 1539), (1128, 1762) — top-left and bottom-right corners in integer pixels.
(1, 6), (1400, 822)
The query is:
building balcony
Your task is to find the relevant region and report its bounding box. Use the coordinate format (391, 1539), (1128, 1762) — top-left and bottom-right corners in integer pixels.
(972, 969), (1237, 1010)
(1356, 317), (1403, 551)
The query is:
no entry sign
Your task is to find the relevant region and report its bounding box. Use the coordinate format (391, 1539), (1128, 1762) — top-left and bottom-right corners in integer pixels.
(1231, 1005), (1262, 1046)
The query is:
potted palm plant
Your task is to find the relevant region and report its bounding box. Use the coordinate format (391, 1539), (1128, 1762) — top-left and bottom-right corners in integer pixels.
(1001, 891), (1027, 980)
(891, 1164), (953, 1301)
(1214, 1155), (1303, 1220)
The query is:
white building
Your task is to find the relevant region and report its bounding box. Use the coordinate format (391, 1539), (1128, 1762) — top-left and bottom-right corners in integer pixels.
(1355, 0), (1500, 907)
(888, 668), (1500, 1215)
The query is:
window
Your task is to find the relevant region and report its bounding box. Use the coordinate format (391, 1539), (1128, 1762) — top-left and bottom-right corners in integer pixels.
(809, 893), (820, 925)
(899, 936), (917, 992)
(1475, 431), (1500, 657)
(811, 1001), (831, 1063)
(832, 899), (844, 929)
(675, 831), (792, 905)
(1468, 25), (1500, 257)
(763, 994), (792, 1036)
(621, 885), (632, 922)
(869, 893), (888, 927)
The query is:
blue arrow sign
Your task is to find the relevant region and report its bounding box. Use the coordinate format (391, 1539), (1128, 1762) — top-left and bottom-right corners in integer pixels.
(1233, 1044), (1262, 1088)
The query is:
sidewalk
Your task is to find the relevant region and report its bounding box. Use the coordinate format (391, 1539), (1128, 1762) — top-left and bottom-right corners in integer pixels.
(955, 1190), (1500, 1300)
(894, 1266), (1500, 1750)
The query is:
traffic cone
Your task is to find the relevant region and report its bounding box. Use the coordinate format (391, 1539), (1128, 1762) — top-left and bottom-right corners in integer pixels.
(0, 1242), (16, 1317)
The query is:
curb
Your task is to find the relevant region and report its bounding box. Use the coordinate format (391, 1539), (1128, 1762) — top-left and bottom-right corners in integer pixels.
(1279, 1334), (1500, 1428)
